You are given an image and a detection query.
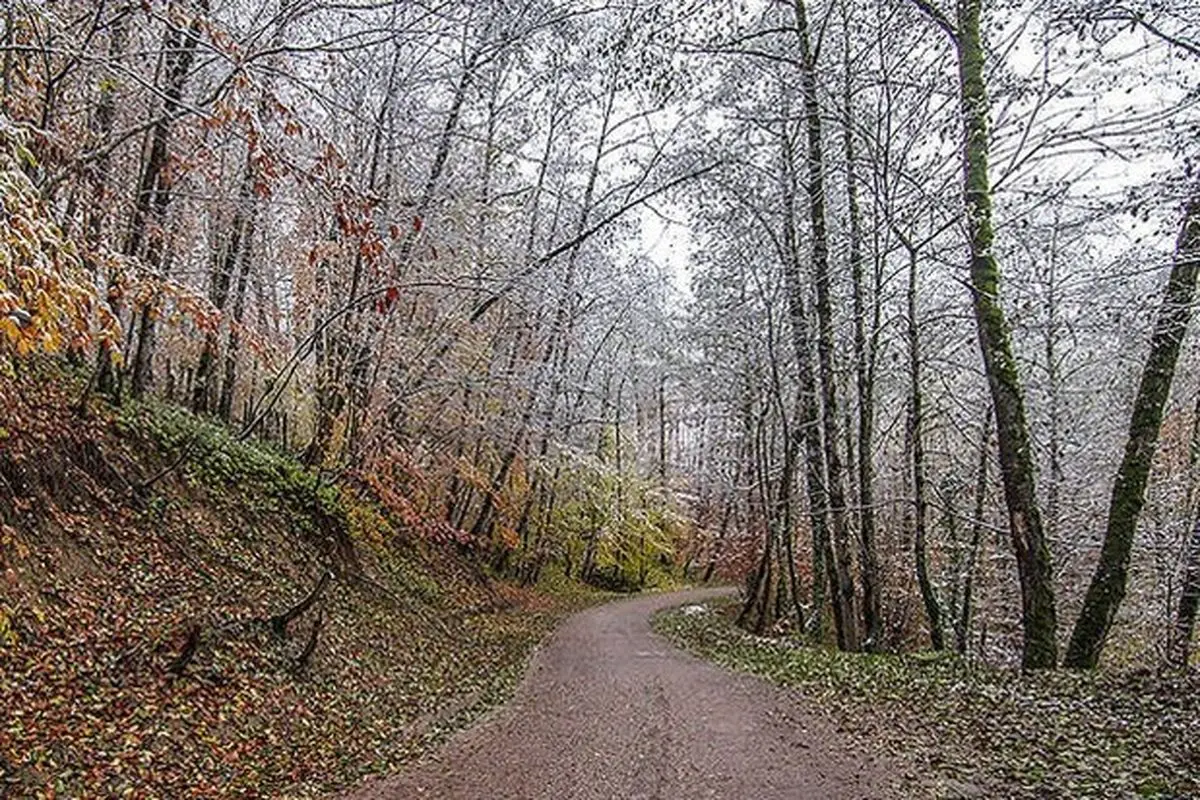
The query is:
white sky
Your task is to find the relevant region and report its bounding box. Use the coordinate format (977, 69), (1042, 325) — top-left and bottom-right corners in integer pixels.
(637, 203), (696, 304)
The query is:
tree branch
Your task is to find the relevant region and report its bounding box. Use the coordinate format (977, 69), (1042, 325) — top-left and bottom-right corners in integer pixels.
(908, 0), (957, 40)
(1115, 6), (1200, 59)
(469, 161), (724, 324)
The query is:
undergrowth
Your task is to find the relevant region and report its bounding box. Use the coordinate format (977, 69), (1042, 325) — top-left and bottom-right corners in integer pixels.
(120, 400), (346, 533)
(655, 598), (1200, 800)
(0, 374), (606, 798)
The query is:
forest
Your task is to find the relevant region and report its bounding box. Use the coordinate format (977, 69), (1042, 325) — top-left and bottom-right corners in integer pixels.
(1, 0), (1199, 796)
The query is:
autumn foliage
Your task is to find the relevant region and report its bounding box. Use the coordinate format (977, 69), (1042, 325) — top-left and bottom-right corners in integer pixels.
(0, 122), (118, 357)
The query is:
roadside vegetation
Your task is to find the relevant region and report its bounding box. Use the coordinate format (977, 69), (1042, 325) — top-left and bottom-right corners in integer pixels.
(4, 0), (1200, 795)
(656, 598), (1200, 800)
(0, 364), (608, 798)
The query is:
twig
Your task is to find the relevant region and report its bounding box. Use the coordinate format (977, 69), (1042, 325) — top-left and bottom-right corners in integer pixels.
(270, 569), (332, 638)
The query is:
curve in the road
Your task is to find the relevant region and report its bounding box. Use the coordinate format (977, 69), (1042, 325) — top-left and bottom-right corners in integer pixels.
(338, 588), (898, 800)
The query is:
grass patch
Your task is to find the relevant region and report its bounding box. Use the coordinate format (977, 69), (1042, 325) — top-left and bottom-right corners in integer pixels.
(655, 598), (1200, 800)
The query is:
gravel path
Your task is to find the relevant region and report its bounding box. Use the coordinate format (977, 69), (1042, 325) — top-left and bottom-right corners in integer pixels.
(337, 588), (897, 800)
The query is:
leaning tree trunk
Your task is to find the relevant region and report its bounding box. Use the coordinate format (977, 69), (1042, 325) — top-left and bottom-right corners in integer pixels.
(1066, 187), (1200, 668)
(930, 0), (1058, 669)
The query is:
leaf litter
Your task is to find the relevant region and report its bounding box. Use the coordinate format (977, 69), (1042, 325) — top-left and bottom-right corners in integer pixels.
(655, 597), (1200, 800)
(0, 371), (602, 798)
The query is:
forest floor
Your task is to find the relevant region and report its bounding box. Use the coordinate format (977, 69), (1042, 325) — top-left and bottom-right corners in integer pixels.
(338, 587), (901, 800)
(8, 362), (1194, 800)
(0, 365), (608, 799)
(655, 597), (1200, 800)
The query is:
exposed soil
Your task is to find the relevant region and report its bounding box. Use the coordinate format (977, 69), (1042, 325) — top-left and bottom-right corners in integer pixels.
(339, 588), (899, 800)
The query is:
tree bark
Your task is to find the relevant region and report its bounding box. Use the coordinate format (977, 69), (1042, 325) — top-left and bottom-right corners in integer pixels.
(911, 0), (1059, 668)
(778, 108), (831, 642)
(194, 166), (255, 414)
(792, 0), (859, 651)
(126, 0), (206, 398)
(89, 8), (129, 401)
(955, 409), (992, 655)
(1066, 187), (1200, 668)
(511, 74), (619, 543)
(217, 208), (255, 423)
(1171, 515), (1200, 668)
(844, 28), (882, 650)
(905, 240), (944, 650)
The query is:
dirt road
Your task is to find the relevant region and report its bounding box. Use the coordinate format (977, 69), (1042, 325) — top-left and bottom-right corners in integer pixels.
(338, 588), (896, 799)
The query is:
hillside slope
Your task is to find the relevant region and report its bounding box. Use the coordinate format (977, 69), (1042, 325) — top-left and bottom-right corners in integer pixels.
(0, 366), (597, 798)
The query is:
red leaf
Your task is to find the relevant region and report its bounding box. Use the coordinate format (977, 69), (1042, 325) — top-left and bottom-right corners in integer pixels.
(385, 286), (399, 311)
(412, 215), (423, 233)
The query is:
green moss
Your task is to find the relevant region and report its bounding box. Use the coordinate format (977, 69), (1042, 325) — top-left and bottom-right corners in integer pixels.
(119, 400), (351, 534)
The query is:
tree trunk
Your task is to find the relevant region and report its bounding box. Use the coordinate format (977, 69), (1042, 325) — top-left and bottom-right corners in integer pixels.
(740, 525), (775, 633)
(310, 49), (403, 462)
(88, 9), (128, 402)
(1066, 187), (1200, 668)
(464, 105), (561, 546)
(778, 107), (831, 642)
(792, 0), (859, 651)
(950, 0), (1058, 669)
(194, 167), (255, 414)
(844, 28), (882, 650)
(955, 410), (992, 655)
(1043, 215), (1065, 542)
(1170, 515), (1200, 668)
(217, 209), (255, 423)
(705, 402), (753, 584)
(658, 376), (668, 483)
(906, 240), (944, 650)
(303, 248), (343, 467)
(126, 1), (206, 399)
(703, 497), (734, 584)
(510, 75), (619, 540)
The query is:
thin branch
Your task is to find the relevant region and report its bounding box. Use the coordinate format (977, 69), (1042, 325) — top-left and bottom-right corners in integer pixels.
(908, 0), (958, 40)
(468, 161), (724, 323)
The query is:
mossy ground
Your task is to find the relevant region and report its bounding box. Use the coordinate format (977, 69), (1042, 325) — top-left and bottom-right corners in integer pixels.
(655, 597), (1199, 800)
